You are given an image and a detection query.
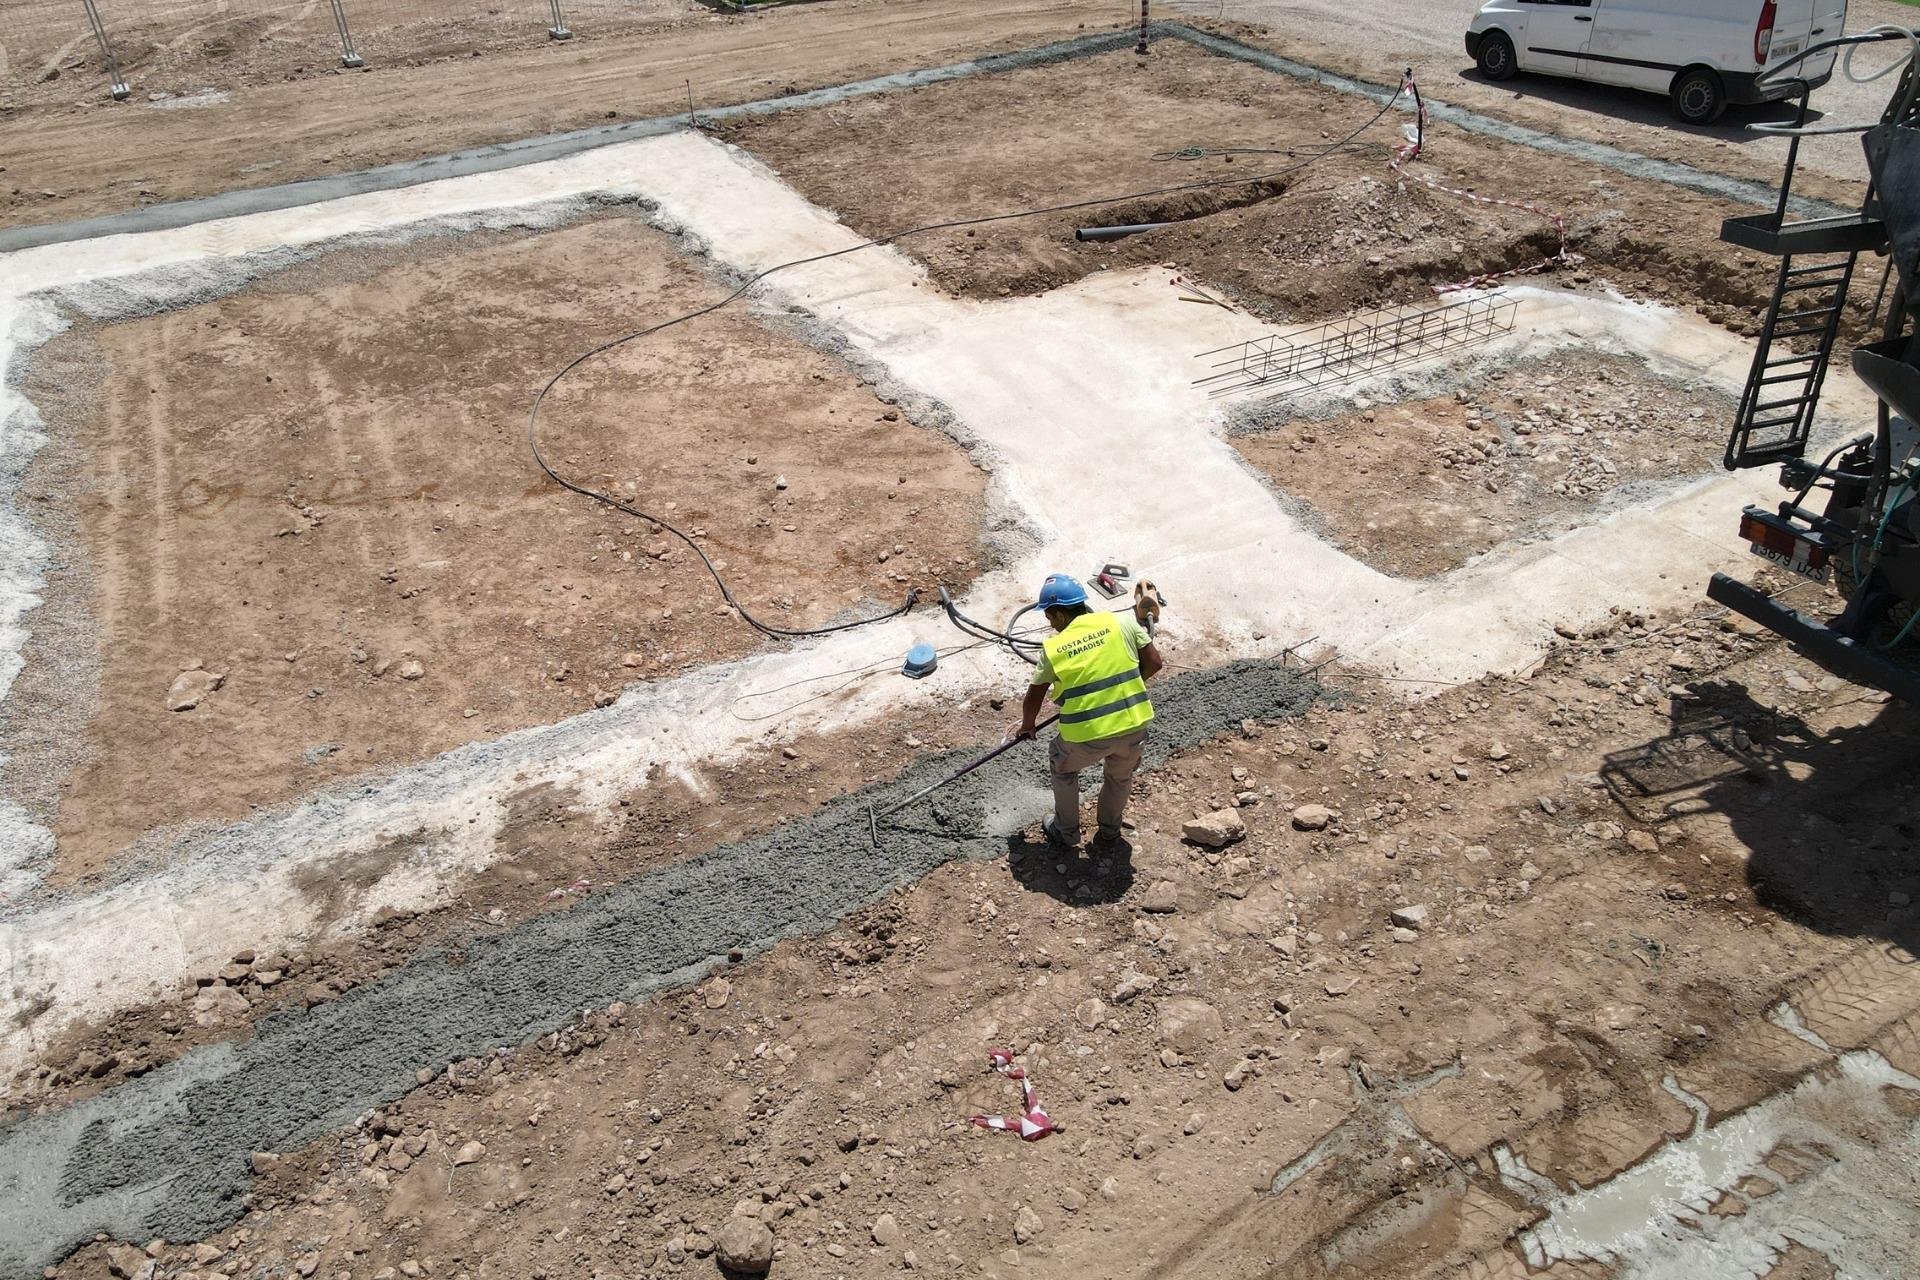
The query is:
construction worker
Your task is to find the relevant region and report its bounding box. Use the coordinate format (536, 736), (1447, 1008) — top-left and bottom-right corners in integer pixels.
(1011, 573), (1163, 850)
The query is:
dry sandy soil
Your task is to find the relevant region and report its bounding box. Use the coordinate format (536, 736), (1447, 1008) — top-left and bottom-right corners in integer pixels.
(31, 568), (1920, 1280)
(723, 40), (1827, 333)
(1232, 353), (1742, 578)
(5, 211), (989, 879)
(8, 5), (1920, 1279)
(0, 1), (1876, 240)
(0, 0), (1132, 228)
(0, 0), (703, 107)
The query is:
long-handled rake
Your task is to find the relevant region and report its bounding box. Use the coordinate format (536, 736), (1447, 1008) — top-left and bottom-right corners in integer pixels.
(867, 714), (1059, 847)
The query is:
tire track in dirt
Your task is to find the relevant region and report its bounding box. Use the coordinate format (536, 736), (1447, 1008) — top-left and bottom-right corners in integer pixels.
(1784, 944), (1920, 1051)
(306, 361), (384, 572)
(143, 316), (180, 623)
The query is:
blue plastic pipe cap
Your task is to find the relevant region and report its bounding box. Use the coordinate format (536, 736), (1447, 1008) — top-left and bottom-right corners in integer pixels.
(903, 643), (939, 679)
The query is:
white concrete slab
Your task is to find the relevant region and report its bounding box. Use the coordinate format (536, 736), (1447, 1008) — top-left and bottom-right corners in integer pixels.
(0, 128), (1879, 1080)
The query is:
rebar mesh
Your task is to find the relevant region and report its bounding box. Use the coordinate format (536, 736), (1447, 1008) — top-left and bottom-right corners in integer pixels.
(1194, 292), (1521, 401)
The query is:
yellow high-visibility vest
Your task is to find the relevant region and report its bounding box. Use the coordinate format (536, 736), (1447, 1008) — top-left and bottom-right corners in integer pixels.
(1042, 612), (1154, 743)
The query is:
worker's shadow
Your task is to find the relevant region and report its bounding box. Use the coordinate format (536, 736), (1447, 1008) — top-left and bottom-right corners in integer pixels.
(1597, 677), (1920, 958)
(1005, 832), (1136, 906)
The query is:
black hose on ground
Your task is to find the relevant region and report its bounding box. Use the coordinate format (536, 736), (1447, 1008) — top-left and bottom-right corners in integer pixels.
(526, 79), (1411, 641)
(938, 587), (1045, 662)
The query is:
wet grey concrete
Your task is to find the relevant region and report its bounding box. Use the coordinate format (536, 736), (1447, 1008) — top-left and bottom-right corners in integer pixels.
(0, 660), (1318, 1280)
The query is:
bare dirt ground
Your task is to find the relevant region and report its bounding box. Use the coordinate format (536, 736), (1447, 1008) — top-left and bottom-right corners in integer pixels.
(0, 0), (701, 110)
(8, 5), (1920, 1279)
(0, 1), (1875, 240)
(5, 211), (989, 880)
(0, 0), (703, 106)
(1232, 354), (1742, 578)
(723, 39), (1807, 332)
(36, 568), (1920, 1280)
(0, 0), (1127, 229)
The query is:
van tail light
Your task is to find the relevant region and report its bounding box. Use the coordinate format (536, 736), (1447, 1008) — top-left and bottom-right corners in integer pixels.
(1756, 0), (1777, 63)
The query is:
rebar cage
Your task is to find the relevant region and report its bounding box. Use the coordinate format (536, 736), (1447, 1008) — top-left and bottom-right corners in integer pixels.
(1194, 292), (1519, 401)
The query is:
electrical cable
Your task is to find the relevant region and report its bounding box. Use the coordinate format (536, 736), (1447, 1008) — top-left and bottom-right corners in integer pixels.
(527, 83), (1412, 641)
(1843, 24), (1919, 88)
(1151, 140), (1388, 164)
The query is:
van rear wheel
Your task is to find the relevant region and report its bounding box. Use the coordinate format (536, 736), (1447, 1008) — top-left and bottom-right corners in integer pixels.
(1671, 68), (1728, 124)
(1477, 30), (1518, 82)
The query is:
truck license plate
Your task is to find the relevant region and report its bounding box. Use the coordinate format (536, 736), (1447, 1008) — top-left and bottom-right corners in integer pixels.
(1749, 541), (1830, 582)
(1740, 509), (1830, 582)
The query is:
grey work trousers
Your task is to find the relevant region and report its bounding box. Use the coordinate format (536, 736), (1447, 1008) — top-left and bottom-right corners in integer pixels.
(1048, 726), (1149, 844)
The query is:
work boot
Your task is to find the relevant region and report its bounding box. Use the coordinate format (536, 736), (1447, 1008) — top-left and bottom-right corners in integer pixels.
(1043, 818), (1080, 849)
(1090, 828), (1130, 855)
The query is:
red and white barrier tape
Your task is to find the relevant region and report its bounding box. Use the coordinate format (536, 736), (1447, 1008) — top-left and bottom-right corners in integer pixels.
(1388, 69), (1583, 293)
(968, 1048), (1058, 1142)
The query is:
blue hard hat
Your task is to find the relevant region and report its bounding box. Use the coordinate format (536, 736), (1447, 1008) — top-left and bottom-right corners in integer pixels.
(1037, 573), (1088, 608)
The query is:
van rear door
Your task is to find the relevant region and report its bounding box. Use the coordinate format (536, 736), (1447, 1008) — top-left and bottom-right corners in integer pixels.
(1803, 0), (1849, 80)
(1767, 0), (1846, 80)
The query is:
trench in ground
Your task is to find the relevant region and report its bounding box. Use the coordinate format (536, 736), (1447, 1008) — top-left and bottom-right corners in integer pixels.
(723, 38), (1787, 328)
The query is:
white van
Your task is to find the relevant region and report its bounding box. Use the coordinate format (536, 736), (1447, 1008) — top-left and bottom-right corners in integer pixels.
(1465, 0), (1849, 124)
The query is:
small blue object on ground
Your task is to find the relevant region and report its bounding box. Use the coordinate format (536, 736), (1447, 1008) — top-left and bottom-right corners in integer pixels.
(903, 643), (939, 679)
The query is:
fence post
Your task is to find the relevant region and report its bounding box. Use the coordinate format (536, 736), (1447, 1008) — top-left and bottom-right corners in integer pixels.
(1137, 1), (1149, 56)
(80, 0), (129, 100)
(547, 0), (571, 41)
(328, 0), (364, 67)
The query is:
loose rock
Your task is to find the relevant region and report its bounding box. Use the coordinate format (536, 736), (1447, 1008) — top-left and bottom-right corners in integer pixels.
(1291, 804), (1334, 831)
(1182, 809), (1246, 848)
(1139, 880), (1180, 913)
(166, 667), (224, 712)
(713, 1217), (774, 1273)
(1156, 997), (1224, 1054)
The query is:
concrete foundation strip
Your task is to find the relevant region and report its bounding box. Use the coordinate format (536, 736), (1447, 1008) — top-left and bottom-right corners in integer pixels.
(0, 661), (1318, 1280)
(0, 22), (1840, 257)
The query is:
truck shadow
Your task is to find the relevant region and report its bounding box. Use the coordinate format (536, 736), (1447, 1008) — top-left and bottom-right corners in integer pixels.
(1600, 677), (1919, 956)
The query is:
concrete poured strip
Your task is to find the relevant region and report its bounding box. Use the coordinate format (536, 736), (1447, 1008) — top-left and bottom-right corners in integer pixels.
(0, 126), (1874, 1079)
(621, 132), (1843, 677)
(0, 661), (1320, 1280)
